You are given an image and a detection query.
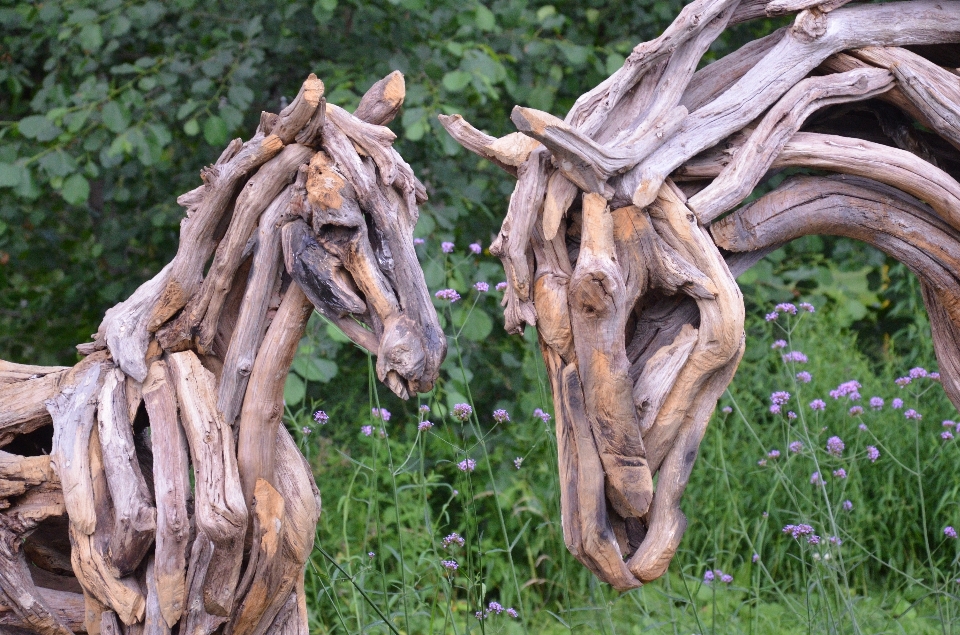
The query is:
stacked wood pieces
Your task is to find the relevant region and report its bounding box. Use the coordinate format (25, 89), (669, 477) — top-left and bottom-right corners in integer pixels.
(442, 0), (960, 587)
(0, 71), (438, 634)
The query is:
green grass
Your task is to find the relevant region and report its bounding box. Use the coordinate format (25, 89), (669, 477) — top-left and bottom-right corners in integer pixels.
(284, 261), (960, 634)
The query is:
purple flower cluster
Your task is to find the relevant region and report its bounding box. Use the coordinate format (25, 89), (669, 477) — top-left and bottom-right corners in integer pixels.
(945, 526), (958, 539)
(371, 408), (391, 421)
(458, 458), (477, 472)
(442, 532), (465, 548)
(782, 351), (808, 364)
(789, 441), (804, 453)
(796, 371), (812, 384)
(768, 449), (781, 459)
(452, 403), (473, 421)
(514, 457), (523, 469)
(703, 569), (733, 584)
(896, 376), (911, 387)
(361, 425), (373, 437)
(869, 397), (884, 410)
(435, 289), (461, 302)
(866, 446), (880, 462)
(892, 398), (904, 409)
(419, 404), (431, 413)
(475, 602), (518, 620)
(302, 426), (312, 435)
(904, 409), (922, 420)
(810, 472), (825, 486)
(833, 468), (847, 479)
(849, 406), (863, 416)
(722, 406), (733, 414)
(776, 303), (798, 315)
(809, 399), (826, 411)
(826, 436), (845, 456)
(842, 500), (854, 511)
(772, 339), (787, 350)
(441, 559), (459, 570)
(533, 408), (551, 423)
(771, 391), (791, 406)
(469, 242), (482, 255)
(829, 380), (861, 401)
(473, 281), (489, 292)
(783, 524), (815, 539)
(313, 410), (329, 424)
(799, 302), (815, 312)
(492, 409), (510, 423)
(942, 430), (954, 441)
(496, 281), (508, 291)
(441, 241), (455, 253)
(418, 420), (433, 431)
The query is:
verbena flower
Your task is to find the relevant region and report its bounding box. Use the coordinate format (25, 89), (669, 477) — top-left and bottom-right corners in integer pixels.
(772, 339), (787, 350)
(945, 526), (958, 539)
(496, 281), (508, 291)
(799, 302), (815, 312)
(441, 241), (455, 253)
(475, 611), (486, 620)
(765, 312), (779, 322)
(808, 535), (821, 545)
(533, 408), (551, 422)
(419, 404), (431, 413)
(371, 407), (391, 421)
(849, 406), (863, 416)
(752, 553), (760, 563)
(514, 457), (523, 469)
(458, 458), (476, 472)
(469, 242), (482, 255)
(869, 397), (884, 410)
(810, 472), (825, 486)
(361, 425), (373, 437)
(783, 524), (815, 539)
(796, 371), (812, 383)
(368, 551), (375, 558)
(720, 573), (733, 584)
(809, 399), (826, 411)
(942, 431), (954, 441)
(441, 559), (459, 570)
(435, 289), (461, 302)
(492, 409), (510, 423)
(769, 405), (781, 415)
(904, 409), (922, 420)
(826, 436), (845, 456)
(782, 351), (808, 364)
(866, 446), (880, 462)
(703, 570), (715, 583)
(768, 449), (781, 459)
(909, 367), (928, 379)
(473, 281), (489, 292)
(787, 411), (797, 420)
(828, 536), (843, 546)
(833, 468), (847, 479)
(829, 380), (861, 400)
(313, 410), (329, 424)
(418, 420), (433, 431)
(488, 601), (503, 614)
(721, 406), (733, 414)
(302, 426), (312, 435)
(506, 608), (519, 618)
(452, 403), (472, 421)
(930, 372), (941, 380)
(895, 376), (911, 387)
(789, 441), (804, 453)
(891, 398), (904, 409)
(758, 459), (767, 467)
(771, 391), (791, 406)
(442, 532), (465, 548)
(842, 500), (853, 511)
(859, 423), (868, 431)
(775, 302), (798, 315)
(943, 420), (957, 428)
(414, 237), (425, 245)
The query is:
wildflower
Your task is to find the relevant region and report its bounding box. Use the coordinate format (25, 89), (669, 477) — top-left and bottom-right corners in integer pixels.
(858, 423), (868, 431)
(452, 489), (458, 496)
(371, 408), (391, 421)
(808, 535), (821, 545)
(909, 367), (928, 379)
(905, 409), (922, 420)
(419, 404), (431, 413)
(514, 457), (523, 469)
(361, 425), (373, 437)
(496, 281), (508, 291)
(799, 302), (815, 312)
(892, 398), (904, 409)
(378, 427), (387, 438)
(758, 459), (767, 467)
(942, 431), (954, 441)
(302, 426), (312, 435)
(442, 533), (465, 548)
(458, 458), (476, 472)
(763, 511), (769, 518)
(765, 312), (779, 322)
(842, 500), (853, 511)
(789, 441), (804, 453)
(368, 551), (375, 558)
(866, 446), (880, 462)
(829, 380), (861, 400)
(809, 399), (826, 411)
(492, 409), (510, 423)
(769, 405), (781, 415)
(943, 420), (957, 428)
(720, 573), (733, 584)
(770, 391), (791, 406)
(752, 553), (760, 563)
(435, 289), (461, 302)
(849, 406), (863, 416)
(768, 449), (781, 459)
(441, 559), (459, 570)
(783, 524), (815, 539)
(931, 372), (941, 380)
(796, 371), (812, 383)
(313, 410), (329, 424)
(895, 376), (912, 387)
(469, 242), (482, 255)
(828, 536), (843, 546)
(441, 241), (455, 253)
(945, 526), (958, 539)
(870, 397), (884, 410)
(452, 403), (473, 421)
(418, 420), (433, 431)
(533, 408), (551, 423)
(826, 436), (845, 456)
(782, 351), (808, 364)
(775, 302), (798, 315)
(772, 339), (787, 350)
(703, 570), (715, 583)
(475, 611), (486, 620)
(414, 237), (425, 245)
(488, 601), (504, 614)
(810, 472), (825, 486)
(833, 468), (847, 479)
(506, 608), (519, 618)
(473, 281), (489, 292)
(787, 411), (797, 420)
(721, 406), (733, 414)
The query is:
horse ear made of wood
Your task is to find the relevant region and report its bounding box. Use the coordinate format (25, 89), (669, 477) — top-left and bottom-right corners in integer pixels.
(4, 1), (960, 632)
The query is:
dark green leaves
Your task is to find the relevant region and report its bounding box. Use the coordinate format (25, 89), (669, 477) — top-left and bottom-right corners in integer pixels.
(18, 116), (61, 141)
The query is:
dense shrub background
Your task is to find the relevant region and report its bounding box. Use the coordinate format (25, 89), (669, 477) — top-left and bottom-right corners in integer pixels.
(3, 1), (957, 632)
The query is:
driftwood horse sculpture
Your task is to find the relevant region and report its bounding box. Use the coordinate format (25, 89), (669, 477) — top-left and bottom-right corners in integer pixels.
(4, 0), (960, 632)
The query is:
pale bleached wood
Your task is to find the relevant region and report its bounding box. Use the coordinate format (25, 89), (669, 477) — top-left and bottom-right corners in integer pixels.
(0, 584), (85, 634)
(633, 324), (699, 435)
(567, 193), (653, 519)
(236, 284), (312, 511)
(436, 115), (524, 176)
(217, 186), (296, 427)
(0, 451), (58, 504)
(168, 351), (246, 618)
(325, 103), (401, 187)
(97, 367), (156, 577)
(354, 71), (405, 126)
(272, 75), (324, 144)
(142, 557), (171, 635)
(142, 361), (189, 629)
(688, 67), (893, 222)
(0, 363), (68, 448)
(179, 535), (227, 635)
(624, 1), (960, 209)
(542, 171), (579, 242)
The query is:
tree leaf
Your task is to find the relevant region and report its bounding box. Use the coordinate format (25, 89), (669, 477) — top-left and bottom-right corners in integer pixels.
(18, 115), (60, 141)
(203, 116), (228, 145)
(475, 5), (495, 31)
(283, 373), (306, 405)
(183, 119), (200, 136)
(101, 101), (129, 133)
(442, 70), (472, 92)
(0, 163), (21, 188)
(78, 24), (103, 51)
(461, 308), (493, 342)
(61, 173), (90, 206)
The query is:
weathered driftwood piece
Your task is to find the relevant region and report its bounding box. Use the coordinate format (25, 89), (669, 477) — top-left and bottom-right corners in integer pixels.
(0, 362), (68, 448)
(353, 70), (406, 126)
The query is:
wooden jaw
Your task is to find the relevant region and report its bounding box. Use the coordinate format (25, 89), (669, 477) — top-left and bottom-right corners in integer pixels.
(441, 0), (960, 589)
